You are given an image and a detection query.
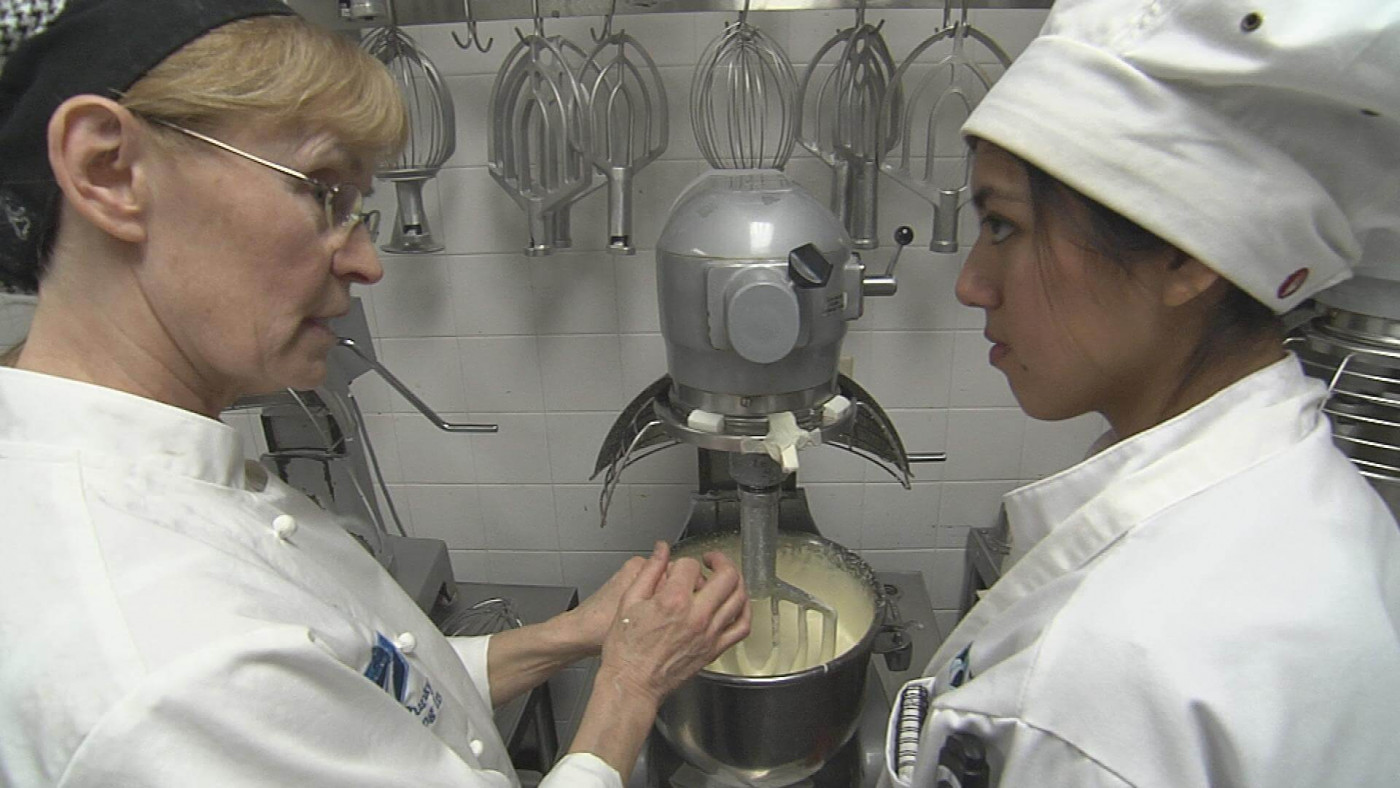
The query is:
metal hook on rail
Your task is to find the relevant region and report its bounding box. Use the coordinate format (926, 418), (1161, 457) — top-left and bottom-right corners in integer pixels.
(451, 0), (493, 53)
(513, 0), (547, 45)
(591, 0), (618, 43)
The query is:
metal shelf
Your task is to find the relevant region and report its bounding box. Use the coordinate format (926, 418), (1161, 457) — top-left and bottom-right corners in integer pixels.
(348, 0), (1053, 28)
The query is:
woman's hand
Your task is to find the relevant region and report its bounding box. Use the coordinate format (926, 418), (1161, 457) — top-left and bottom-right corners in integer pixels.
(566, 541), (750, 777)
(597, 541), (751, 707)
(563, 554), (649, 655)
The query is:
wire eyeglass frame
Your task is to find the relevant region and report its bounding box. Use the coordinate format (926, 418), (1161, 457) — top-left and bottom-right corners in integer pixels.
(141, 116), (380, 242)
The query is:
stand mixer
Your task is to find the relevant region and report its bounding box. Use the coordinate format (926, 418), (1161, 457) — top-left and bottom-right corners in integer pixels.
(594, 169), (942, 786)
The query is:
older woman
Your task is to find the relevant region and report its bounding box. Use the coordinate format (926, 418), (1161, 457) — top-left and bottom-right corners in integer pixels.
(0, 2), (748, 786)
(887, 1), (1400, 786)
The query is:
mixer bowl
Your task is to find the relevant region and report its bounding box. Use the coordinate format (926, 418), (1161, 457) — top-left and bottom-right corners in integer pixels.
(657, 530), (881, 787)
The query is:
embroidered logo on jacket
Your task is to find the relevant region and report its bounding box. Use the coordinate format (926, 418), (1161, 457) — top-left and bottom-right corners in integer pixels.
(946, 644), (974, 690)
(365, 633), (410, 701)
(364, 633), (444, 727)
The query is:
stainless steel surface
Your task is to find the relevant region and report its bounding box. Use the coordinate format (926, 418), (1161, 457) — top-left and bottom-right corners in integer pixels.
(691, 6), (799, 169)
(337, 337), (499, 432)
(658, 530), (883, 788)
(551, 571), (938, 788)
(1294, 307), (1400, 520)
(880, 4), (1009, 252)
(590, 374), (923, 527)
(488, 4), (596, 256)
(452, 0), (496, 52)
(540, 33), (606, 252)
(796, 3), (901, 249)
(362, 24), (456, 252)
(582, 3), (670, 254)
(732, 455), (840, 673)
(384, 531), (457, 611)
(288, 0), (1053, 30)
(657, 170), (860, 401)
(394, 0), (1054, 27)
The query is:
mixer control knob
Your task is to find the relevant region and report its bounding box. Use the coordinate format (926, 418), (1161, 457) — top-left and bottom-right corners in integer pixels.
(787, 243), (834, 289)
(893, 225), (914, 248)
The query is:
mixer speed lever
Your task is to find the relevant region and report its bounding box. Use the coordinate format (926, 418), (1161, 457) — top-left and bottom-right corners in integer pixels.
(862, 225), (914, 297)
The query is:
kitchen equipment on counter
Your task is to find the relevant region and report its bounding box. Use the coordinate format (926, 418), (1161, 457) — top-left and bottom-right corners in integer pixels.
(362, 23), (456, 253)
(691, 1), (799, 170)
(796, 0), (901, 249)
(879, 0), (1010, 252)
(581, 0), (669, 255)
(1292, 279), (1400, 521)
(591, 169), (944, 785)
(489, 0), (596, 256)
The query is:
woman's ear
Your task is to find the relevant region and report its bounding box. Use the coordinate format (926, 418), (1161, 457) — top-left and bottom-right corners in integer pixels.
(46, 95), (150, 246)
(1161, 253), (1222, 308)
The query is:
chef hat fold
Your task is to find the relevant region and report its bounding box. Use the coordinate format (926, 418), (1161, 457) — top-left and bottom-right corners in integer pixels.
(962, 0), (1400, 314)
(0, 0), (294, 293)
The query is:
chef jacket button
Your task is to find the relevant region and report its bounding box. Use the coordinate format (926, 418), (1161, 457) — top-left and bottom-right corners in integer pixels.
(469, 738), (485, 757)
(394, 631), (417, 654)
(271, 514), (298, 540)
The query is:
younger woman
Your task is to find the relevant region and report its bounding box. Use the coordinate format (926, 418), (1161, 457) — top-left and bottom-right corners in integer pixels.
(892, 1), (1400, 785)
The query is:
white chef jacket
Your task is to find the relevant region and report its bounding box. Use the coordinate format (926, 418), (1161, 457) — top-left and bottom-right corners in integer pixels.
(0, 367), (620, 788)
(885, 356), (1400, 787)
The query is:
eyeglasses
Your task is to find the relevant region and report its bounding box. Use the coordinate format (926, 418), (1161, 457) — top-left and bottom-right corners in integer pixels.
(142, 117), (379, 242)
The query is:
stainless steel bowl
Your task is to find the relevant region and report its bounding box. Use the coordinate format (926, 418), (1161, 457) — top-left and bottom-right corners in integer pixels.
(657, 530), (881, 787)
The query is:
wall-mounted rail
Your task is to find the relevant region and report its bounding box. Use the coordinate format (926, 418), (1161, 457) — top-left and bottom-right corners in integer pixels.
(303, 0), (1052, 28)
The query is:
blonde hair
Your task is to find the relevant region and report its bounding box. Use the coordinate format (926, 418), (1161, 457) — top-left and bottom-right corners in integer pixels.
(119, 15), (407, 164)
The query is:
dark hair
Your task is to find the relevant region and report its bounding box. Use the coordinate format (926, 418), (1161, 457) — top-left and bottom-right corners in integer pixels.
(1019, 157), (1282, 395)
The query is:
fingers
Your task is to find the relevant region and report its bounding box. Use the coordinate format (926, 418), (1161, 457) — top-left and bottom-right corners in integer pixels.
(658, 556), (705, 598)
(713, 598), (752, 657)
(692, 551), (742, 612)
(622, 542), (670, 605)
(705, 581), (750, 641)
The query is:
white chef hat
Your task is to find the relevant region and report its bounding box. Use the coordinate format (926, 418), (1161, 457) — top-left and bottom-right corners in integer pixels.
(962, 0), (1400, 314)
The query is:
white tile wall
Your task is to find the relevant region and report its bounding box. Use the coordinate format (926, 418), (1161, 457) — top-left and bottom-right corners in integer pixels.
(358, 9), (1092, 626)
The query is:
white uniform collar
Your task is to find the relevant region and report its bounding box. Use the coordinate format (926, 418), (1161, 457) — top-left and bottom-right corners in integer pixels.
(1003, 355), (1322, 564)
(0, 366), (247, 489)
(928, 354), (1325, 673)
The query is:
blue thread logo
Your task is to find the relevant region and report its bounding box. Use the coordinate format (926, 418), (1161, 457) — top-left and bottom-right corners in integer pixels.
(364, 633), (409, 703)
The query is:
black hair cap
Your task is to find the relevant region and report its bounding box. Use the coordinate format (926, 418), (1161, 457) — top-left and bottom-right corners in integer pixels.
(0, 0), (295, 292)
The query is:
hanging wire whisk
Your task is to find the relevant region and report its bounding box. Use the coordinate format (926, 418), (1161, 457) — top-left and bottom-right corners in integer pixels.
(362, 24), (457, 253)
(691, 0), (799, 170)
